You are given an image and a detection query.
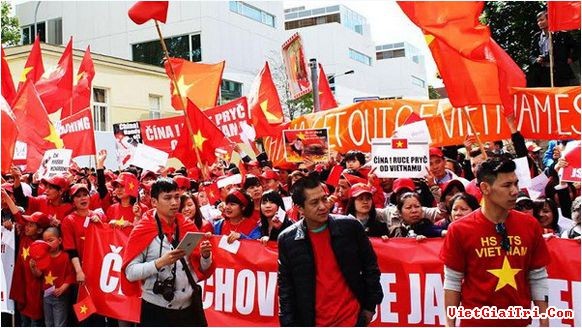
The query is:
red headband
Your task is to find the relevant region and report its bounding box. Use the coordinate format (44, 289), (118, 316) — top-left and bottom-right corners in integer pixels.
(231, 190), (249, 207)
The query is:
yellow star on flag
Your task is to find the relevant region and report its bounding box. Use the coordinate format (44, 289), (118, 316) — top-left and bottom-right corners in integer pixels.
(173, 75), (192, 99)
(22, 247), (30, 260)
(260, 100), (281, 123)
(80, 305), (88, 314)
(487, 256), (522, 291)
(424, 34), (435, 46)
(396, 140), (404, 148)
(297, 132), (305, 140)
(44, 271), (58, 286)
(116, 216), (126, 227)
(44, 123), (64, 149)
(192, 130), (207, 151)
(75, 71), (85, 84)
(19, 67), (33, 82)
(128, 181), (135, 191)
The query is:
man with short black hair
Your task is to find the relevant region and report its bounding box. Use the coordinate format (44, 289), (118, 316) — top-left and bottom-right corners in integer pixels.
(277, 176), (383, 326)
(123, 178), (214, 326)
(441, 158), (550, 326)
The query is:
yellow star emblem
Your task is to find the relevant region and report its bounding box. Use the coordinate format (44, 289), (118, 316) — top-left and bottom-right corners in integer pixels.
(192, 130), (207, 150)
(487, 256), (522, 291)
(396, 140), (404, 148)
(80, 304), (88, 314)
(44, 271), (58, 286)
(22, 247), (30, 260)
(424, 34), (435, 46)
(297, 132), (305, 140)
(260, 100), (282, 123)
(172, 75), (193, 108)
(75, 71), (85, 84)
(44, 123), (64, 149)
(19, 67), (33, 82)
(116, 216), (126, 226)
(128, 181), (135, 191)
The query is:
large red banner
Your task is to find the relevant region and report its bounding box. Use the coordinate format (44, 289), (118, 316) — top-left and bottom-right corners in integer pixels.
(204, 97), (249, 143)
(58, 108), (96, 157)
(81, 232), (580, 326)
(139, 115), (184, 154)
(81, 224), (141, 323)
(201, 237), (580, 327)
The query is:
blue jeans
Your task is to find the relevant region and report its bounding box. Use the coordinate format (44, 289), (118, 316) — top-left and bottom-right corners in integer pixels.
(19, 313), (43, 327)
(43, 293), (69, 327)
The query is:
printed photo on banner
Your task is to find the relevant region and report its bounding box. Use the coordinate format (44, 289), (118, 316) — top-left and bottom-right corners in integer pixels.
(283, 128), (329, 163)
(37, 149), (73, 179)
(281, 32), (311, 100)
(371, 138), (429, 178)
(113, 121), (142, 169)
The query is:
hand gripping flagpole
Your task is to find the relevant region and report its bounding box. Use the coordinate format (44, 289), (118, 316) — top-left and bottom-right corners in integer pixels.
(461, 108), (488, 159)
(153, 20), (209, 180)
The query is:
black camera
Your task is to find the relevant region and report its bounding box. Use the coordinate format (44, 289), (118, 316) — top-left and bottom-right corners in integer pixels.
(153, 277), (175, 302)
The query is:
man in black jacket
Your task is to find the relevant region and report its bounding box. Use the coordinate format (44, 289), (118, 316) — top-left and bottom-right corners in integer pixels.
(527, 10), (578, 87)
(277, 176), (383, 327)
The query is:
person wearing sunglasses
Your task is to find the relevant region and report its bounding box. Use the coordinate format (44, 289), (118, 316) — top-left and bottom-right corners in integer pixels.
(440, 158), (550, 327)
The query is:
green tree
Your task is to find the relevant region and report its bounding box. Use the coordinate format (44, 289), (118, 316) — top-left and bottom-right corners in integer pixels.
(1, 1), (20, 46)
(482, 1), (545, 71)
(428, 85), (441, 99)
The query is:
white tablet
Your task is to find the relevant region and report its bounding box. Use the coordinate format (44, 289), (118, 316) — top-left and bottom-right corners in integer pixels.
(176, 232), (206, 256)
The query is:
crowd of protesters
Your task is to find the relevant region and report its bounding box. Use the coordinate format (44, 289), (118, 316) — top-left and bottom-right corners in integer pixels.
(1, 110), (580, 327)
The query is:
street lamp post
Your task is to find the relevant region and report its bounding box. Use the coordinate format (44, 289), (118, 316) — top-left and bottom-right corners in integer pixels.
(309, 58), (320, 113)
(34, 1), (42, 40)
(327, 69), (355, 82)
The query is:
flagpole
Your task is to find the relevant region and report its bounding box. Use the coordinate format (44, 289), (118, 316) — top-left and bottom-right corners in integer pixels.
(153, 20), (209, 180)
(461, 108), (488, 159)
(548, 31), (555, 88)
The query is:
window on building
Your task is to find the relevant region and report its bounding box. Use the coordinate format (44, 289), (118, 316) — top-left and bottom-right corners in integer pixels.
(349, 48), (371, 66)
(327, 75), (336, 93)
(285, 13), (340, 30)
(229, 1), (276, 27)
(220, 80), (242, 104)
(21, 22), (46, 45)
(93, 88), (109, 131)
(376, 49), (406, 60)
(149, 95), (162, 119)
(411, 75), (425, 88)
(132, 33), (201, 67)
(46, 18), (62, 45)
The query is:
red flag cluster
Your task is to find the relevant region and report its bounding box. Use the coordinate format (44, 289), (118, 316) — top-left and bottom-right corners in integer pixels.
(548, 1), (581, 32)
(398, 1), (525, 115)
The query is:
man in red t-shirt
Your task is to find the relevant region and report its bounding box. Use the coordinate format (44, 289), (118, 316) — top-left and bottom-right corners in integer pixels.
(440, 158), (550, 327)
(277, 176), (383, 326)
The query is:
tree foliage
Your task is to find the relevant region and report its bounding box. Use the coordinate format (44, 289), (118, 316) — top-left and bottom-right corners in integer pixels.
(1, 1), (20, 46)
(482, 1), (545, 71)
(428, 85), (441, 99)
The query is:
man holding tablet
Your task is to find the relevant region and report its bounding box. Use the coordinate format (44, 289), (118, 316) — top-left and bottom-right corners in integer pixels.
(123, 178), (215, 326)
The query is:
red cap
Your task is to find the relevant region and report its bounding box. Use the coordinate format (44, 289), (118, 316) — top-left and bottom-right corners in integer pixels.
(70, 184), (90, 197)
(465, 181), (483, 203)
(2, 183), (14, 193)
(40, 175), (70, 191)
(261, 170), (279, 180)
(350, 183), (373, 198)
(166, 167), (176, 174)
(140, 170), (157, 182)
(429, 147), (444, 158)
(141, 181), (153, 193)
(173, 175), (191, 189)
(29, 240), (51, 270)
(104, 170), (117, 181)
(392, 178), (415, 194)
(23, 212), (51, 229)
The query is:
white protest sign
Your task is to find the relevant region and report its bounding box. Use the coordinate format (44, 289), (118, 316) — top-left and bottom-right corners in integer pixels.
(371, 138), (429, 178)
(1, 227), (15, 314)
(127, 143), (168, 173)
(527, 172), (550, 200)
(513, 156), (532, 189)
(38, 149), (73, 179)
(392, 119), (432, 144)
(12, 141), (27, 160)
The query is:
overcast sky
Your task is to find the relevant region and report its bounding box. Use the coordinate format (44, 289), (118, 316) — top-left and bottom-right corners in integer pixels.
(284, 0), (442, 87)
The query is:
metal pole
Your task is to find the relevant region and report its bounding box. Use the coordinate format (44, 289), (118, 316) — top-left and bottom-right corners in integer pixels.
(548, 31), (555, 87)
(34, 1), (42, 39)
(309, 58), (319, 113)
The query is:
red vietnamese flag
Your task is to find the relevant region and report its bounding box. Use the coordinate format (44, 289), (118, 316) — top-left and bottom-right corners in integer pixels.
(58, 108), (96, 157)
(248, 62), (285, 138)
(392, 138), (408, 149)
(342, 172), (367, 186)
(35, 38), (74, 114)
(128, 1), (169, 25)
(1, 96), (18, 173)
(318, 64), (338, 111)
(201, 182), (220, 205)
(12, 80), (64, 171)
(73, 293), (97, 322)
(326, 164), (344, 188)
(17, 35), (45, 92)
(165, 57), (225, 110)
(172, 99), (231, 167)
(1, 47), (17, 106)
(398, 2), (490, 58)
(63, 46), (95, 119)
(548, 1), (581, 32)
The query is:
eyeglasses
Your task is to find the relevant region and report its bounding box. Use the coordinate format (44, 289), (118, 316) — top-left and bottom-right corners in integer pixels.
(495, 223), (510, 251)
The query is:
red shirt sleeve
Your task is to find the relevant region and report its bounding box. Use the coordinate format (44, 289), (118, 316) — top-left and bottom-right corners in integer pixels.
(61, 215), (76, 252)
(439, 220), (466, 272)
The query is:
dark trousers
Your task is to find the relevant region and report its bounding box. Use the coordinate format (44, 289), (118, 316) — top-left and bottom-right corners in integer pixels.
(139, 301), (204, 327)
